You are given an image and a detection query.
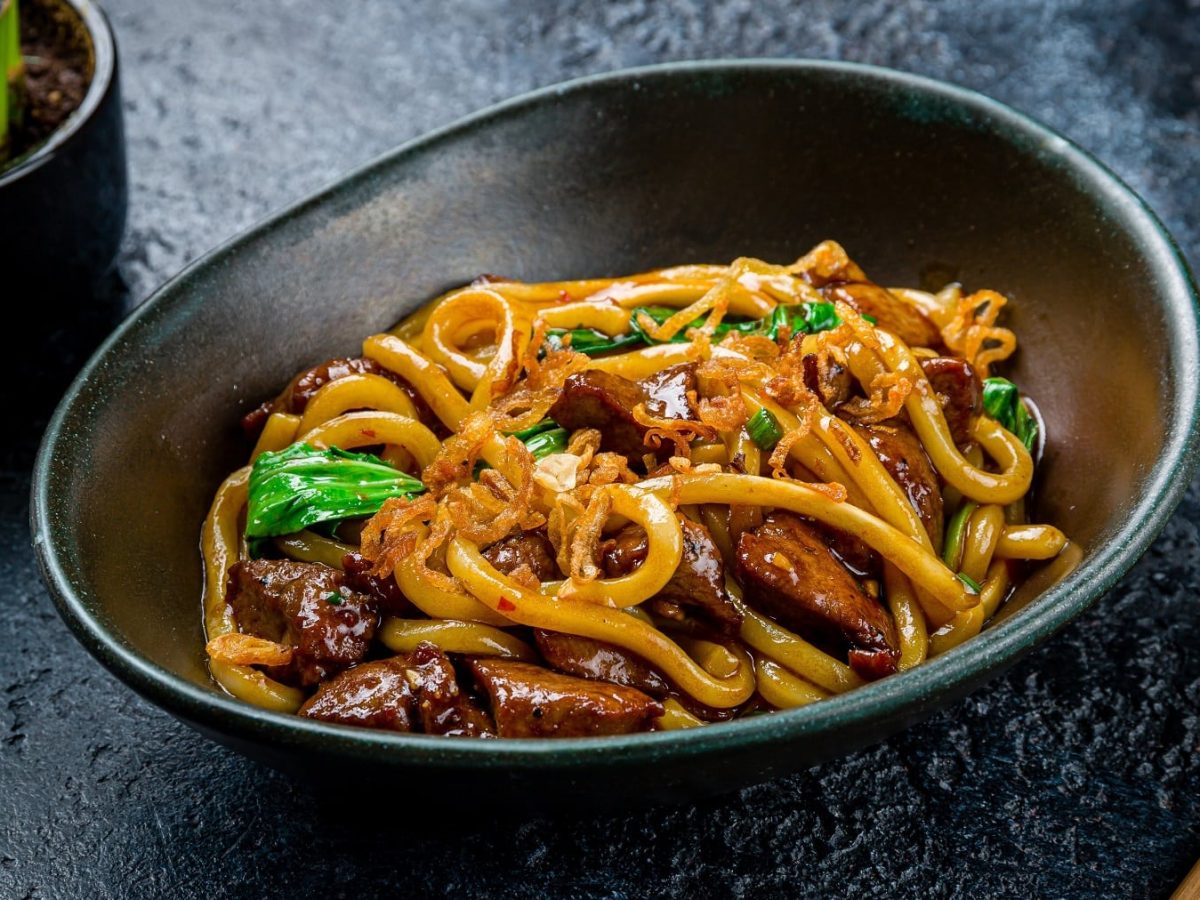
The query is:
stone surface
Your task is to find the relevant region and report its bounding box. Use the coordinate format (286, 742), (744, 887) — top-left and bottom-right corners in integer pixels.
(3, 0), (1199, 896)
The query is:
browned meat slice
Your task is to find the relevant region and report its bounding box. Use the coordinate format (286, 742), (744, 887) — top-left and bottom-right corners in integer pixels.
(639, 363), (698, 420)
(824, 281), (942, 348)
(534, 630), (669, 696)
(600, 518), (742, 634)
(920, 356), (982, 447)
(299, 657), (417, 731)
(405, 643), (495, 737)
(481, 530), (559, 582)
(549, 365), (698, 463)
(341, 551), (415, 616)
(802, 352), (853, 407)
(299, 643), (494, 736)
(241, 356), (441, 437)
(734, 513), (899, 679)
(855, 421), (944, 547)
(225, 559), (379, 686)
(469, 658), (662, 737)
(812, 523), (880, 580)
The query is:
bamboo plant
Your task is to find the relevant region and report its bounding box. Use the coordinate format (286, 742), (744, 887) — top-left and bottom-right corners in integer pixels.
(0, 0), (25, 163)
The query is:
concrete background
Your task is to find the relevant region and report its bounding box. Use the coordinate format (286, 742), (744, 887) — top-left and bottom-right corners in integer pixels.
(3, 1), (1199, 896)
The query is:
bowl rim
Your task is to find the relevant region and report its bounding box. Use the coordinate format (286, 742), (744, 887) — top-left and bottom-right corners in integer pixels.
(0, 0), (118, 188)
(31, 58), (1200, 770)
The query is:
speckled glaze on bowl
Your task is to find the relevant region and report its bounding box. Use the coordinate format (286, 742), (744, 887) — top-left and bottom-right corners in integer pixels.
(31, 61), (1200, 807)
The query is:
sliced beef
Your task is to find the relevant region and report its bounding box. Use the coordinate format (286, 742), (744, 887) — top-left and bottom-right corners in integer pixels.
(534, 630), (669, 696)
(469, 658), (662, 737)
(600, 517), (742, 634)
(813, 523), (880, 580)
(225, 559), (378, 686)
(802, 351), (853, 407)
(549, 364), (698, 463)
(341, 551), (415, 616)
(920, 356), (982, 447)
(405, 643), (495, 737)
(824, 281), (942, 348)
(299, 643), (494, 736)
(733, 513), (899, 679)
(639, 363), (697, 420)
(481, 530), (559, 582)
(241, 356), (441, 437)
(299, 657), (417, 731)
(855, 420), (943, 546)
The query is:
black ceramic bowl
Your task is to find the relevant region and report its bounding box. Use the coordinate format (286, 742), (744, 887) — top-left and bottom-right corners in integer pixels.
(0, 0), (126, 293)
(32, 61), (1200, 807)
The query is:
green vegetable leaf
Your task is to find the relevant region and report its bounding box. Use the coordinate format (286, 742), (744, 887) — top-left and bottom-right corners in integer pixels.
(746, 408), (784, 451)
(246, 444), (426, 539)
(324, 591), (344, 606)
(543, 301), (850, 358)
(982, 377), (1039, 452)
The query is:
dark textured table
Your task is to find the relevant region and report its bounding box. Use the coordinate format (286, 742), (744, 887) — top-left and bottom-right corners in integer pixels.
(4, 1), (1199, 897)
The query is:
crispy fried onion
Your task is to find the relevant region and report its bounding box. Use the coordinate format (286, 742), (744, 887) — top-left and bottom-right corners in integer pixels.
(832, 300), (883, 353)
(632, 403), (718, 457)
(764, 335), (823, 411)
(443, 437), (545, 545)
(487, 319), (589, 433)
(667, 456), (722, 476)
(839, 369), (913, 424)
(694, 357), (751, 432)
(361, 494), (438, 579)
(565, 488), (612, 583)
(940, 289), (1017, 377)
(768, 425), (812, 478)
(789, 239), (869, 286)
(206, 633), (294, 668)
(421, 412), (495, 497)
(634, 276), (732, 342)
(719, 332), (781, 363)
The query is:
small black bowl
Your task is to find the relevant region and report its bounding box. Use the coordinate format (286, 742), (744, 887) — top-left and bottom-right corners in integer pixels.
(30, 61), (1200, 808)
(0, 0), (126, 293)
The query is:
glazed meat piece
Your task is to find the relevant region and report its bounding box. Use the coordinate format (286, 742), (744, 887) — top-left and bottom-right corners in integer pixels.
(341, 551), (414, 616)
(855, 420), (944, 546)
(734, 513), (899, 679)
(482, 530), (559, 582)
(802, 351), (853, 407)
(299, 657), (417, 731)
(549, 364), (698, 462)
(812, 523), (880, 580)
(823, 281), (942, 349)
(919, 356), (982, 447)
(600, 517), (742, 634)
(225, 559), (378, 686)
(534, 630), (670, 696)
(240, 356), (440, 437)
(639, 363), (698, 420)
(469, 658), (663, 737)
(405, 643), (495, 737)
(299, 643), (494, 736)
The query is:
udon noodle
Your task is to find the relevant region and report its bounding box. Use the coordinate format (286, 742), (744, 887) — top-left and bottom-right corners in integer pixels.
(201, 241), (1072, 738)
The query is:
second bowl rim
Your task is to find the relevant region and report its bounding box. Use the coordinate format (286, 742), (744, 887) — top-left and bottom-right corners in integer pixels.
(30, 58), (1200, 769)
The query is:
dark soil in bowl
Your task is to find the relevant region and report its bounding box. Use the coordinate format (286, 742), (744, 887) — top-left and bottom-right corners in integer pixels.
(3, 0), (93, 165)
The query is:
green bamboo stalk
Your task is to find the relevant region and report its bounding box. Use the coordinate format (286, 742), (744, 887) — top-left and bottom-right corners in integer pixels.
(0, 0), (22, 161)
(0, 1), (11, 156)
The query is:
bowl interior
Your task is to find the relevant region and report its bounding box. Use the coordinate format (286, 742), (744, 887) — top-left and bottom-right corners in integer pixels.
(34, 63), (1199, 781)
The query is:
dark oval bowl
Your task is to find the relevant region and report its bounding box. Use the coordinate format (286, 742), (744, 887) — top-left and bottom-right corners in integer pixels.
(0, 0), (127, 293)
(31, 61), (1200, 807)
